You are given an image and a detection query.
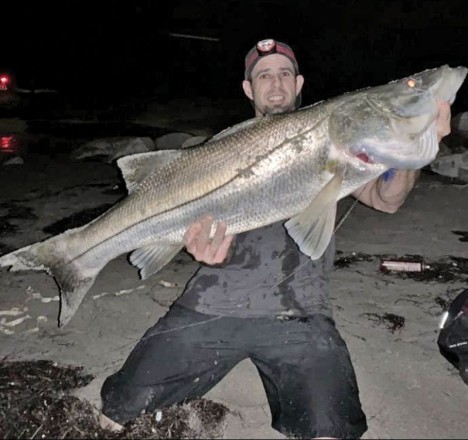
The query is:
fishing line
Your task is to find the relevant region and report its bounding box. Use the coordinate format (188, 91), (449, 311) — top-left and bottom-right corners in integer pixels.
(267, 184), (366, 291)
(109, 314), (224, 353)
(107, 186), (367, 353)
(334, 186), (365, 231)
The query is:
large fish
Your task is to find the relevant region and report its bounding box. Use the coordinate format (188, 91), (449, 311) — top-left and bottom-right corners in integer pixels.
(0, 65), (466, 327)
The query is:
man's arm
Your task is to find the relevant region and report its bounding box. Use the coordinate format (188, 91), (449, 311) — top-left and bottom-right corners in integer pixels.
(352, 101), (452, 213)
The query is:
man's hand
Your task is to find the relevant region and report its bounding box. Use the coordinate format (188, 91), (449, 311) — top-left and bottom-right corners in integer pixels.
(184, 216), (234, 265)
(436, 100), (451, 141)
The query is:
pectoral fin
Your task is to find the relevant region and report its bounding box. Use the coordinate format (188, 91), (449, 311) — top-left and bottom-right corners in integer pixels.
(130, 244), (183, 279)
(285, 166), (345, 260)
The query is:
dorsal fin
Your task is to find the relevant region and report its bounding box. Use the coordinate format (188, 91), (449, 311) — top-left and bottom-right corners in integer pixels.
(116, 150), (183, 193)
(210, 116), (262, 142)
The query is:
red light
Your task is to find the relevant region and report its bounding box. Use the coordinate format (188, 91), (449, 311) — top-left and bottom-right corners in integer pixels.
(0, 75), (10, 90)
(0, 136), (19, 153)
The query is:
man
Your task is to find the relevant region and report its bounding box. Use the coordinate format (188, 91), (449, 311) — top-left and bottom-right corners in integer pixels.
(100, 39), (452, 438)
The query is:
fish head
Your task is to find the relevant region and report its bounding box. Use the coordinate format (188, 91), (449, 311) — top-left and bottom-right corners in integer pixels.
(329, 65), (468, 170)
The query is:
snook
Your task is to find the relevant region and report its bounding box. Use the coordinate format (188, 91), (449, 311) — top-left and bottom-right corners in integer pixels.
(0, 65), (466, 326)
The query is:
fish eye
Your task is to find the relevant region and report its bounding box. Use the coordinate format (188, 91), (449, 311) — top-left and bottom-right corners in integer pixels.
(406, 78), (417, 88)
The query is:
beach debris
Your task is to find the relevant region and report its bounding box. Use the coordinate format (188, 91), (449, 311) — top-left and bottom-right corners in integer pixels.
(380, 259), (431, 273)
(0, 359), (229, 439)
(452, 230), (468, 242)
(27, 286), (59, 303)
(334, 251), (374, 268)
(92, 285), (146, 300)
(158, 280), (178, 288)
(0, 307), (31, 334)
(334, 253), (468, 283)
(365, 312), (406, 333)
(0, 308), (25, 317)
(0, 314), (31, 327)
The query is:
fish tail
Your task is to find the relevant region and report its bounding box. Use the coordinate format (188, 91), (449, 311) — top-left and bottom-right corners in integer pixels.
(55, 264), (98, 328)
(0, 237), (100, 327)
(0, 239), (60, 274)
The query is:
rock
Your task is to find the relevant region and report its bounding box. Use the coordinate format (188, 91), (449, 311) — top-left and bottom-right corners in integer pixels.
(71, 137), (154, 163)
(2, 156), (24, 166)
(453, 111), (468, 137)
(181, 135), (209, 149)
(437, 141), (452, 156)
(430, 151), (468, 181)
(155, 132), (194, 149)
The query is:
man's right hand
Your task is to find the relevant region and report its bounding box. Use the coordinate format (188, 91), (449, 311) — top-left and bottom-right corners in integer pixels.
(183, 216), (234, 265)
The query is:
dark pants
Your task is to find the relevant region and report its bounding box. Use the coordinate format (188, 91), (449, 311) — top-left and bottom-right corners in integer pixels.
(101, 305), (367, 438)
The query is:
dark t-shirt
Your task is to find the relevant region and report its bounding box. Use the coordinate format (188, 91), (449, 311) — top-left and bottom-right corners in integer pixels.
(176, 221), (335, 319)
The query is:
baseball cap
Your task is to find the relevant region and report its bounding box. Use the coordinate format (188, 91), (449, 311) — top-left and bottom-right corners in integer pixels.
(244, 39), (300, 80)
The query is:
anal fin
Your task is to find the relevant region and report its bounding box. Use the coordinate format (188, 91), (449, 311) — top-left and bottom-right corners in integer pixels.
(130, 244), (183, 280)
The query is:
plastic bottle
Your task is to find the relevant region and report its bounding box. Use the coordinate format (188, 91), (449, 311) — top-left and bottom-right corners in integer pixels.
(379, 259), (430, 273)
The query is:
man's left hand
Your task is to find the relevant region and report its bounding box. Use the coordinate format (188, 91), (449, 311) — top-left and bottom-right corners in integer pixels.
(437, 101), (451, 142)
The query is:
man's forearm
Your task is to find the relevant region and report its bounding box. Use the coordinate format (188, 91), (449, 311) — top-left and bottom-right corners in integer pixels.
(353, 169), (420, 213)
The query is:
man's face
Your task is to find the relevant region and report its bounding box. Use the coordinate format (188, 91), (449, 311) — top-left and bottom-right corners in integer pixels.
(243, 54), (304, 116)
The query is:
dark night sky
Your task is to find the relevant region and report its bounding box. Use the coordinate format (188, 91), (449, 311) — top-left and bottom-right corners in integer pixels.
(3, 0), (468, 111)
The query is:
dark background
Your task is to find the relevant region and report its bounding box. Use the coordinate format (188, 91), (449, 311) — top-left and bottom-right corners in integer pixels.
(2, 0), (468, 114)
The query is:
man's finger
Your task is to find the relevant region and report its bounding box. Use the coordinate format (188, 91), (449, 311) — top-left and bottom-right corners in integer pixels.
(437, 101), (451, 140)
(183, 222), (201, 248)
(205, 222), (230, 262)
(208, 221), (228, 256)
(213, 235), (234, 264)
(196, 216), (213, 254)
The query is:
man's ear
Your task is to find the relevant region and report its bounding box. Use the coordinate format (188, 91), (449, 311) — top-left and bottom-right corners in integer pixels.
(296, 75), (304, 96)
(242, 80), (254, 100)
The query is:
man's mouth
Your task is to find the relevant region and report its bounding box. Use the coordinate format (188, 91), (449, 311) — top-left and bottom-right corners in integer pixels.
(267, 95), (285, 103)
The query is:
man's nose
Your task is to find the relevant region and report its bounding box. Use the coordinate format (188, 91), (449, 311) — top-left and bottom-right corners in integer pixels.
(271, 74), (282, 87)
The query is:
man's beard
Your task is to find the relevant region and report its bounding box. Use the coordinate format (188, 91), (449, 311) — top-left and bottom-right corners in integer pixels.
(263, 102), (295, 115)
(264, 104), (294, 115)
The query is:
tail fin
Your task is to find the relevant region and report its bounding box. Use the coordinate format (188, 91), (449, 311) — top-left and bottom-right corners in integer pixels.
(52, 265), (98, 327)
(0, 238), (102, 327)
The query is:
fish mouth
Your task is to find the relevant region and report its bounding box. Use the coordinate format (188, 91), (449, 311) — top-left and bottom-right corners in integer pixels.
(429, 65), (468, 103)
(355, 153), (374, 164)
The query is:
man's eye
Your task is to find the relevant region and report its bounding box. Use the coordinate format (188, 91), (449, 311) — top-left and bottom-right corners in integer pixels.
(260, 74), (270, 79)
(281, 71), (291, 77)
